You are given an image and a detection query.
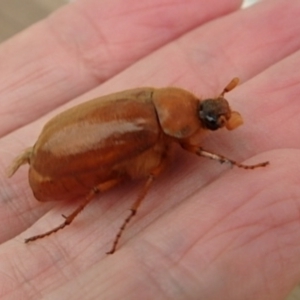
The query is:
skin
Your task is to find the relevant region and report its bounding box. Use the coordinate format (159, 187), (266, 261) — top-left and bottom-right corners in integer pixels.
(0, 0), (300, 299)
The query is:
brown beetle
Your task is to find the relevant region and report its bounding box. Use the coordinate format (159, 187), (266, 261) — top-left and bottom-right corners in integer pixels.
(8, 78), (268, 254)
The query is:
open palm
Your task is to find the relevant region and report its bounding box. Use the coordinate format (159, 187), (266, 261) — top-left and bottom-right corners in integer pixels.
(0, 0), (300, 299)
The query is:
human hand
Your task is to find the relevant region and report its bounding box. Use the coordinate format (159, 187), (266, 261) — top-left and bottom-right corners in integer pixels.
(1, 0), (300, 299)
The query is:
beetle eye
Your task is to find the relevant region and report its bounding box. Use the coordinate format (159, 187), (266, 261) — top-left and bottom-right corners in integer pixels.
(199, 112), (219, 130)
(199, 98), (230, 131)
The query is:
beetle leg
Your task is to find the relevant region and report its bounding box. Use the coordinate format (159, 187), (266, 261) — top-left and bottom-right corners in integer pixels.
(106, 175), (154, 255)
(24, 178), (121, 243)
(182, 144), (269, 169)
(7, 147), (33, 177)
(107, 162), (166, 255)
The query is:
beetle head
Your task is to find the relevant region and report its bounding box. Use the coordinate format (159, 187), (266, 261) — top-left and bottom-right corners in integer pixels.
(199, 97), (243, 131)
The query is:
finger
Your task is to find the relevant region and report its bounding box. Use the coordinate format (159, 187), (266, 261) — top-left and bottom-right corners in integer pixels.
(0, 0), (241, 135)
(0, 0), (298, 245)
(36, 150), (300, 300)
(37, 0), (299, 117)
(100, 0), (299, 93)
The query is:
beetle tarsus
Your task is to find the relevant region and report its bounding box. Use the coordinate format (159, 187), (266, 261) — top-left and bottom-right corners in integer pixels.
(25, 222), (69, 243)
(106, 209), (136, 255)
(197, 148), (269, 169)
(106, 172), (159, 254)
(24, 179), (121, 244)
(25, 187), (98, 243)
(181, 145), (269, 170)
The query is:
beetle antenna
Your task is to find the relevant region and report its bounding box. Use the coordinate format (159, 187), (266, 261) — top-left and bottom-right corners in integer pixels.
(220, 77), (240, 97)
